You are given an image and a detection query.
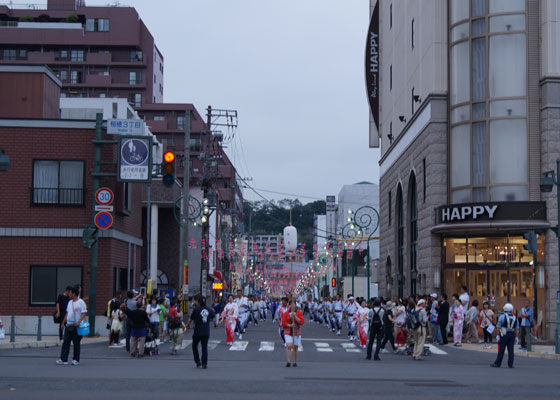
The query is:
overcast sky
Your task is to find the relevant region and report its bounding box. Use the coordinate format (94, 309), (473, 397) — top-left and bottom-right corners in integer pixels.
(37, 0), (381, 203)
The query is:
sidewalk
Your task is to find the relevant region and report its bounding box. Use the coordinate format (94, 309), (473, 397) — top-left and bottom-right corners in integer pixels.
(0, 335), (107, 350)
(459, 342), (560, 360)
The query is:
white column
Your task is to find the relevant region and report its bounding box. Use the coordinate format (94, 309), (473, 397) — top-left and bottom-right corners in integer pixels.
(149, 204), (158, 283)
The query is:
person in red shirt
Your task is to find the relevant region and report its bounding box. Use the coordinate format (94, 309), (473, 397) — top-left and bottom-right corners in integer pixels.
(282, 300), (305, 367)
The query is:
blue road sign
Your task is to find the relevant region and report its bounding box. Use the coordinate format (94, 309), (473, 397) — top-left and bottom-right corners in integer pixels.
(94, 211), (113, 230)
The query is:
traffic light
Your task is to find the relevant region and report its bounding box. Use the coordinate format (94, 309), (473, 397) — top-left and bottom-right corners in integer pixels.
(523, 231), (537, 254)
(331, 277), (336, 288)
(162, 151), (175, 187)
(82, 225), (98, 249)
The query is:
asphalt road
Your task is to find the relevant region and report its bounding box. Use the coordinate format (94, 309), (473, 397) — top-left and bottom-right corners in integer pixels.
(1, 316), (559, 399)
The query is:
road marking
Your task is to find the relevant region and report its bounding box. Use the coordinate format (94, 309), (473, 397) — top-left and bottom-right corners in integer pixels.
(230, 341), (249, 351)
(208, 340), (220, 350)
(315, 342), (333, 352)
(427, 344), (447, 355)
(302, 338), (349, 341)
(259, 341), (275, 351)
(341, 342), (362, 352)
(181, 340), (192, 350)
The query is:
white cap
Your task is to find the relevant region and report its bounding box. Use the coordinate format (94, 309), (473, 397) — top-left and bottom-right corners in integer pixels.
(417, 299), (426, 306)
(430, 293), (438, 299)
(503, 303), (514, 312)
(349, 296), (354, 300)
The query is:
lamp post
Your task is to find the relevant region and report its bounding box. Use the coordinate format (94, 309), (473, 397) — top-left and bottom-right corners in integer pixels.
(539, 159), (560, 354)
(341, 221), (360, 296)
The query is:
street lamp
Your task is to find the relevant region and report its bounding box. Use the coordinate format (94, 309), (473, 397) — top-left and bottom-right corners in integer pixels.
(540, 160), (560, 355)
(340, 220), (360, 296)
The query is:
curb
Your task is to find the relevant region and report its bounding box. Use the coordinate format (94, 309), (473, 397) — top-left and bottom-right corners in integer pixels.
(460, 343), (560, 361)
(0, 337), (107, 350)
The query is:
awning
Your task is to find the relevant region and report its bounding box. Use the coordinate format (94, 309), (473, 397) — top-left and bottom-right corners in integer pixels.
(431, 220), (550, 234)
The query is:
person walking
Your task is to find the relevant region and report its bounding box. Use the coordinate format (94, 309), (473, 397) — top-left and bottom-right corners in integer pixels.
(332, 294), (344, 336)
(109, 301), (123, 346)
(55, 286), (72, 344)
(518, 299), (533, 351)
(168, 299), (186, 355)
(56, 286), (87, 365)
(412, 299), (428, 360)
(212, 297), (221, 328)
(220, 295), (239, 345)
(464, 299), (481, 344)
(380, 301), (397, 352)
(429, 294), (442, 344)
(275, 297), (289, 347)
(479, 301), (495, 349)
(491, 303), (519, 368)
(122, 300), (150, 358)
(366, 299), (384, 360)
(354, 299), (370, 349)
(186, 294), (215, 369)
(451, 294), (464, 347)
(344, 296), (359, 341)
(146, 296), (161, 342)
(124, 290), (141, 352)
(436, 293), (450, 345)
(282, 300), (305, 367)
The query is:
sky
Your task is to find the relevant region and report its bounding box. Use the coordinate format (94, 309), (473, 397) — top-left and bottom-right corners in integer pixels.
(34, 0), (381, 203)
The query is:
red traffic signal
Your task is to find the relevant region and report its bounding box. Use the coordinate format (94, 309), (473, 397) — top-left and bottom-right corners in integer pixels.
(331, 278), (336, 287)
(162, 151), (175, 187)
(163, 151), (175, 163)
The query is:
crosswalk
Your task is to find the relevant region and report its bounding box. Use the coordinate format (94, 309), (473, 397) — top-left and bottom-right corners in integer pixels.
(176, 339), (447, 354)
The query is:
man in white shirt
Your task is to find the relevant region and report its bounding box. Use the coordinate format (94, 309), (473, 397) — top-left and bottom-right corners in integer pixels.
(344, 296), (359, 341)
(234, 290), (249, 338)
(57, 286), (87, 365)
(459, 285), (470, 311)
(333, 294), (344, 335)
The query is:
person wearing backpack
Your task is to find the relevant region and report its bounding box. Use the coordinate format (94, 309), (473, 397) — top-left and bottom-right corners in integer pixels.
(380, 301), (397, 353)
(412, 299), (428, 360)
(366, 298), (384, 360)
(491, 303), (519, 368)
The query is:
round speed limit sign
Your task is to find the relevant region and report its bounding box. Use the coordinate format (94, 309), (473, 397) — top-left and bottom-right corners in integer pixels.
(95, 187), (114, 205)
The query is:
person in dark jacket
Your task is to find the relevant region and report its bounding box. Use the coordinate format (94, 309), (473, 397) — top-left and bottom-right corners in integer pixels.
(121, 300), (150, 357)
(186, 294), (215, 369)
(436, 293), (450, 345)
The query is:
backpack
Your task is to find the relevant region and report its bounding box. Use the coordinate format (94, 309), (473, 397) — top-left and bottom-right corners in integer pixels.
(407, 309), (421, 330)
(370, 308), (383, 329)
(169, 316), (182, 330)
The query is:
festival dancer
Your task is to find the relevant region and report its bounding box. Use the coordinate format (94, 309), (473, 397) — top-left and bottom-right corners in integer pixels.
(275, 297), (289, 347)
(344, 296), (359, 341)
(282, 299), (305, 367)
(220, 295), (239, 345)
(354, 299), (370, 348)
(234, 289), (249, 339)
(333, 294), (344, 335)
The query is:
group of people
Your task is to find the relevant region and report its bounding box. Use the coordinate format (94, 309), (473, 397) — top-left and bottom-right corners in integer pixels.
(218, 290), (270, 344)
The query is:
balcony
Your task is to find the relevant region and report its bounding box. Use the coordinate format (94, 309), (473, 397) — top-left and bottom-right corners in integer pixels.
(86, 52), (112, 65)
(27, 51), (55, 63)
(84, 74), (111, 87)
(31, 188), (84, 206)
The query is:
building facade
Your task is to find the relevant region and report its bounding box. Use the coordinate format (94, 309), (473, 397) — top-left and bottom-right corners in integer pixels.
(0, 0), (163, 105)
(375, 0), (558, 338)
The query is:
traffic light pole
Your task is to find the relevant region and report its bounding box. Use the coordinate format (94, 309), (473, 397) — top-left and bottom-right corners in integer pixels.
(179, 111), (191, 305)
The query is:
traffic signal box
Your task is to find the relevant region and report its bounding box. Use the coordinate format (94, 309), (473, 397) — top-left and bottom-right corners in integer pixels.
(162, 151), (175, 187)
(523, 231), (537, 254)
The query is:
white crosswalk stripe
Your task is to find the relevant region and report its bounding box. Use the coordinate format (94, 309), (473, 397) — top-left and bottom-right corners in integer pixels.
(259, 341), (275, 351)
(314, 342), (333, 352)
(208, 340), (220, 350)
(181, 339), (192, 350)
(426, 344), (448, 355)
(230, 340), (249, 351)
(341, 342), (362, 353)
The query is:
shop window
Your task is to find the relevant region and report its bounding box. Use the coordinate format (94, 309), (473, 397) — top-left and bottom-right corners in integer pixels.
(32, 160), (84, 205)
(30, 266), (82, 305)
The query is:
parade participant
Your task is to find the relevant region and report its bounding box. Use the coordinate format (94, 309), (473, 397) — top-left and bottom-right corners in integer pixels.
(186, 294), (215, 369)
(436, 293), (450, 345)
(212, 297), (221, 328)
(259, 297), (267, 321)
(333, 294), (344, 335)
(451, 294), (464, 347)
(275, 297), (289, 347)
(479, 301), (495, 349)
(366, 299), (384, 360)
(234, 289), (249, 339)
(412, 299), (428, 361)
(56, 286), (87, 365)
(344, 296), (359, 341)
(282, 299), (305, 367)
(353, 299), (370, 348)
(380, 301), (397, 352)
(220, 295), (239, 345)
(491, 303), (519, 368)
(519, 299), (533, 351)
(249, 295), (259, 326)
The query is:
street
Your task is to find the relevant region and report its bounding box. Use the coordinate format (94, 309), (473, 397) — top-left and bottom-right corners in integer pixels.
(1, 318), (559, 400)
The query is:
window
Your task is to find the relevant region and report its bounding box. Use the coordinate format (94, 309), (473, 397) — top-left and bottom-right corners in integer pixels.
(19, 49), (27, 58)
(396, 185), (404, 299)
(85, 18), (95, 31)
(61, 50), (67, 59)
(189, 138), (202, 152)
(71, 50), (84, 62)
(154, 115), (165, 121)
(411, 19), (415, 49)
(2, 49), (16, 60)
(32, 160), (84, 205)
(388, 191), (392, 226)
(59, 70), (67, 82)
(390, 65), (392, 91)
(409, 174), (418, 296)
(114, 268), (131, 293)
(86, 18), (109, 32)
(30, 266), (82, 305)
(130, 50), (143, 62)
(161, 135), (174, 146)
(390, 3), (392, 29)
(122, 182), (132, 211)
(128, 93), (141, 107)
(129, 71), (142, 84)
(70, 71), (82, 84)
(450, 41), (469, 105)
(450, 124), (470, 189)
(423, 158), (426, 203)
(489, 34), (526, 98)
(177, 115), (185, 130)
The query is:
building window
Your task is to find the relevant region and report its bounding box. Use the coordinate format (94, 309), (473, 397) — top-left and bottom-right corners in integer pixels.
(19, 49), (27, 58)
(154, 115), (165, 121)
(128, 93), (141, 107)
(396, 185), (404, 299)
(114, 267), (131, 293)
(30, 266), (82, 305)
(32, 160), (84, 205)
(390, 65), (392, 91)
(409, 173), (418, 296)
(129, 71), (142, 84)
(59, 70), (67, 82)
(388, 190), (392, 226)
(70, 71), (82, 84)
(123, 182), (132, 211)
(390, 3), (392, 29)
(130, 50), (143, 62)
(71, 50), (84, 62)
(86, 18), (110, 32)
(177, 115), (185, 130)
(422, 158), (426, 203)
(2, 49), (16, 60)
(161, 135), (174, 147)
(411, 19), (415, 49)
(189, 138), (202, 152)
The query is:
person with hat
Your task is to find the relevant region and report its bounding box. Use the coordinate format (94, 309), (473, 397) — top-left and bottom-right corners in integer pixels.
(491, 303), (519, 368)
(379, 300), (397, 353)
(412, 299), (428, 360)
(344, 296), (359, 341)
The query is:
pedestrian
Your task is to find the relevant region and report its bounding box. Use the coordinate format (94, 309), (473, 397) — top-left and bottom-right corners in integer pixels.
(332, 294), (344, 336)
(491, 303), (519, 368)
(56, 286), (87, 365)
(518, 299), (533, 351)
(121, 300), (150, 358)
(380, 301), (397, 352)
(464, 299), (481, 344)
(220, 295), (239, 345)
(234, 289), (249, 339)
(451, 294), (464, 347)
(275, 297), (289, 347)
(146, 296), (161, 342)
(436, 293), (449, 345)
(366, 299), (384, 360)
(344, 296), (359, 341)
(168, 299), (186, 355)
(429, 293), (442, 344)
(459, 285), (470, 310)
(354, 299), (370, 349)
(479, 300), (495, 349)
(124, 290), (140, 352)
(109, 301), (123, 346)
(393, 299), (407, 347)
(158, 298), (167, 340)
(412, 299), (428, 360)
(212, 297), (221, 328)
(186, 294), (215, 369)
(282, 299), (305, 367)
(55, 286), (72, 344)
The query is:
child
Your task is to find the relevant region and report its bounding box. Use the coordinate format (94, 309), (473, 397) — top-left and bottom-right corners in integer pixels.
(109, 302), (123, 346)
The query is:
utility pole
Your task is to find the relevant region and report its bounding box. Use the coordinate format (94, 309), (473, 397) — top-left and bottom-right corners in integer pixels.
(179, 111), (191, 306)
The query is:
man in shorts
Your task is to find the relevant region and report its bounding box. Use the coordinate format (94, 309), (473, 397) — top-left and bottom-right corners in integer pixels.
(282, 300), (305, 367)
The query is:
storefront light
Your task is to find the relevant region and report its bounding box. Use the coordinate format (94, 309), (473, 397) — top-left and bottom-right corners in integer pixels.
(538, 266), (545, 289)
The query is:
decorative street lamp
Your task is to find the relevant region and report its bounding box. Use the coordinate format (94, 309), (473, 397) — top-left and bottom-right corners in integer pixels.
(340, 221), (360, 296)
(539, 160), (560, 355)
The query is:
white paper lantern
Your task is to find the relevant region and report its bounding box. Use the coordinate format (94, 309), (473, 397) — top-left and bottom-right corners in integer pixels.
(283, 225), (298, 251)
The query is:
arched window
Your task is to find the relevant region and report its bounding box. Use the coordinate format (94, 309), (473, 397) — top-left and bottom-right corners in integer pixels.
(396, 184), (404, 299)
(409, 173), (418, 296)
